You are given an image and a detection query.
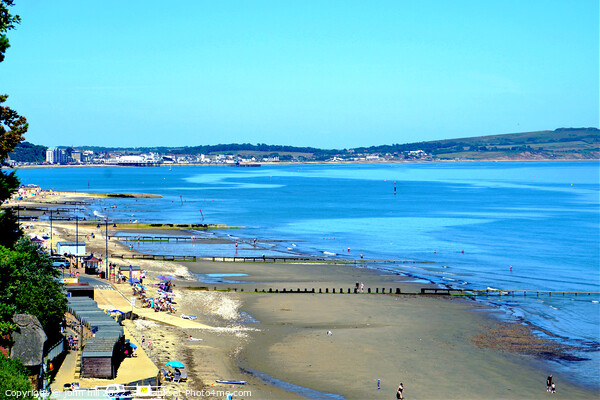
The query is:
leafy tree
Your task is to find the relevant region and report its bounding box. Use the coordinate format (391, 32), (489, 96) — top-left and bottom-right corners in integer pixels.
(0, 0), (26, 247)
(8, 141), (47, 163)
(0, 356), (33, 398)
(0, 238), (66, 340)
(0, 0), (27, 159)
(0, 0), (20, 63)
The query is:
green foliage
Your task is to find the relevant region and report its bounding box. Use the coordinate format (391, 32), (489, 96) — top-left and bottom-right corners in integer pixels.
(0, 0), (21, 63)
(0, 168), (18, 201)
(0, 207), (20, 248)
(0, 239), (66, 340)
(0, 356), (33, 398)
(0, 1), (27, 162)
(9, 141), (47, 163)
(0, 170), (21, 248)
(0, 94), (27, 161)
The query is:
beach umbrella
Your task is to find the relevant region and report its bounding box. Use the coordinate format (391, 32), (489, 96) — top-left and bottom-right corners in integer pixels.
(166, 361), (185, 369)
(108, 309), (124, 314)
(130, 343), (137, 350)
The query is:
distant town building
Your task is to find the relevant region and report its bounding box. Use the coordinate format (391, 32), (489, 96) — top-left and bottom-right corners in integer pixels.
(105, 153), (161, 166)
(45, 147), (72, 164)
(71, 151), (82, 163)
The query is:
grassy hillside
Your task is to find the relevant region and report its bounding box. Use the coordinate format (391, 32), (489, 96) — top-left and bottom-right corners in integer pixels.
(430, 128), (599, 160)
(355, 128), (599, 160)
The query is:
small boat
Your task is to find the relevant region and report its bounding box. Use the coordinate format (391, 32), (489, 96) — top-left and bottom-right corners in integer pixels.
(216, 380), (247, 385)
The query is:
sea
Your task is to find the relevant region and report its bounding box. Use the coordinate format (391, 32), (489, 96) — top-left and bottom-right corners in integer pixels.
(15, 161), (600, 388)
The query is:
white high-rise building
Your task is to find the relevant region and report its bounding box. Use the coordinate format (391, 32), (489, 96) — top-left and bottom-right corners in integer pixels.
(45, 148), (72, 164)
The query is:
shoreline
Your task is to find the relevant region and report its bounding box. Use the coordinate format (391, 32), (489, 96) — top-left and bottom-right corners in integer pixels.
(5, 158), (599, 170)
(16, 192), (600, 398)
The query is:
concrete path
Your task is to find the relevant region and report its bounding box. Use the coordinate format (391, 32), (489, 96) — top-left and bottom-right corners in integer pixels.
(51, 350), (77, 392)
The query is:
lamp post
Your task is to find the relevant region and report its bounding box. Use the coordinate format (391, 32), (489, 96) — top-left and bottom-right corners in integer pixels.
(105, 218), (108, 280)
(44, 210), (59, 255)
(98, 218), (117, 281)
(75, 207), (79, 252)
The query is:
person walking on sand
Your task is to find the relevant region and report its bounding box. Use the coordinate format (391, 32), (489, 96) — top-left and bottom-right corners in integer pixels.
(360, 282), (364, 293)
(396, 383), (404, 399)
(377, 378), (380, 390)
(546, 374), (553, 392)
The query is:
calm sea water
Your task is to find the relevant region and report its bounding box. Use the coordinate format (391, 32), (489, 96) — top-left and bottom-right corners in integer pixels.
(15, 162), (600, 387)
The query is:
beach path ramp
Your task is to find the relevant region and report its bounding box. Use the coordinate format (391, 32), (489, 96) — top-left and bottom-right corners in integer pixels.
(134, 308), (212, 329)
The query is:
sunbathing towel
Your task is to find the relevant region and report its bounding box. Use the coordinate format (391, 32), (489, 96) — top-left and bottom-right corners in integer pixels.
(181, 314), (197, 320)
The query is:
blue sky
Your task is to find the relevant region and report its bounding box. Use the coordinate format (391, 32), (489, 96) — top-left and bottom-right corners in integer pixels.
(2, 0), (598, 148)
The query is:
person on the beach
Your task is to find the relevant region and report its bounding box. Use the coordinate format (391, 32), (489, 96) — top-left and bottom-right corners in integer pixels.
(141, 335), (145, 348)
(356, 281), (360, 292)
(360, 282), (364, 293)
(551, 382), (556, 394)
(396, 383), (404, 399)
(546, 374), (553, 392)
(377, 378), (380, 390)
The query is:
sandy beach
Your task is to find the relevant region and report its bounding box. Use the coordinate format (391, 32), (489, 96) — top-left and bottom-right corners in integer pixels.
(8, 191), (598, 399)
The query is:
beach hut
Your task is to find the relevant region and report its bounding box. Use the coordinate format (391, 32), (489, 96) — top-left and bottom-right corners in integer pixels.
(118, 265), (141, 281)
(57, 241), (86, 256)
(83, 255), (101, 274)
(30, 236), (46, 248)
(82, 336), (123, 379)
(67, 298), (125, 379)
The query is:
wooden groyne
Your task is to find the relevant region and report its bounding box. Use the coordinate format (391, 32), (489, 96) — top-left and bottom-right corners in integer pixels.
(200, 286), (600, 299)
(465, 289), (600, 297)
(111, 253), (197, 261)
(204, 256), (431, 264)
(110, 235), (200, 242)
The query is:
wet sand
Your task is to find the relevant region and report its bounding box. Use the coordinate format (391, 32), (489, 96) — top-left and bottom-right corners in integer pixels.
(238, 293), (597, 399)
(181, 259), (597, 399)
(15, 194), (599, 399)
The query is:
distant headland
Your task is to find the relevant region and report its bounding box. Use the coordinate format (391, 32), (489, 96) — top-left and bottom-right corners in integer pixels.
(7, 127), (599, 167)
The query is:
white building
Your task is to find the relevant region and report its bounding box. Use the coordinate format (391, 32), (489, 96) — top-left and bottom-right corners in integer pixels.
(56, 241), (86, 256)
(45, 148), (72, 164)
